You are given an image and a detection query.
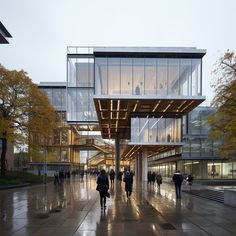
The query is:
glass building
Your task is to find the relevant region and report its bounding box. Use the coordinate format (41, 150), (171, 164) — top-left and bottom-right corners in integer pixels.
(30, 47), (236, 180)
(32, 47), (235, 179)
(0, 21), (12, 44)
(65, 47), (206, 180)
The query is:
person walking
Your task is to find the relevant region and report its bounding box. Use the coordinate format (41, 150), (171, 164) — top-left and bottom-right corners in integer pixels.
(109, 169), (115, 187)
(186, 174), (194, 191)
(123, 171), (133, 198)
(59, 169), (64, 185)
(54, 170), (59, 185)
(156, 173), (162, 189)
(96, 169), (109, 209)
(80, 170), (84, 180)
(172, 170), (183, 199)
(117, 171), (123, 185)
(147, 171), (152, 184)
(151, 172), (156, 185)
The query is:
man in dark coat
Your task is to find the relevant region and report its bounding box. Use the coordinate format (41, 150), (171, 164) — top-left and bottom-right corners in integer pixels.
(156, 173), (162, 188)
(172, 170), (183, 199)
(147, 171), (152, 184)
(97, 169), (109, 209)
(124, 171), (133, 198)
(117, 171), (123, 184)
(109, 169), (115, 187)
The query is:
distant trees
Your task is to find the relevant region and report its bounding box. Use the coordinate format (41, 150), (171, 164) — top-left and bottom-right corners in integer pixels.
(0, 65), (56, 176)
(209, 51), (236, 159)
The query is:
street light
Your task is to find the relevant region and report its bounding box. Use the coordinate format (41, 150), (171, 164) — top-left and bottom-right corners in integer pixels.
(43, 146), (47, 185)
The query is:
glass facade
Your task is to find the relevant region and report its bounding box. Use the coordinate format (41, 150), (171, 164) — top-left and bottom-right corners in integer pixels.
(42, 87), (66, 111)
(206, 161), (236, 179)
(131, 117), (181, 143)
(30, 109), (72, 164)
(67, 57), (97, 122)
(182, 107), (221, 159)
(95, 57), (202, 96)
(149, 162), (177, 178)
(149, 160), (236, 180)
(148, 107), (236, 179)
(33, 47), (208, 175)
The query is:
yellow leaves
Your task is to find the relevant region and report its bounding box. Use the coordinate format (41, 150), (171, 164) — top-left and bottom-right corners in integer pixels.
(209, 51), (236, 159)
(223, 50), (235, 61)
(0, 65), (56, 147)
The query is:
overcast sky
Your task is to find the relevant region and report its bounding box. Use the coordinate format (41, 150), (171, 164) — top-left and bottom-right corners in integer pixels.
(1, 0), (236, 105)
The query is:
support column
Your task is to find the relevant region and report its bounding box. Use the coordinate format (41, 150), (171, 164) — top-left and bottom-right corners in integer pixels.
(135, 156), (139, 182)
(138, 153), (142, 182)
(115, 136), (120, 177)
(202, 160), (208, 179)
(142, 148), (148, 182)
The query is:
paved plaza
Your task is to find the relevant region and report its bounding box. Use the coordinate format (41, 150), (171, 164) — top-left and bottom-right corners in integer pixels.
(0, 176), (236, 236)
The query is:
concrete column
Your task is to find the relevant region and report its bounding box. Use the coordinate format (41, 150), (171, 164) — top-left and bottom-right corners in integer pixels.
(115, 136), (120, 177)
(135, 156), (139, 181)
(138, 153), (142, 182)
(142, 148), (148, 182)
(202, 160), (208, 179)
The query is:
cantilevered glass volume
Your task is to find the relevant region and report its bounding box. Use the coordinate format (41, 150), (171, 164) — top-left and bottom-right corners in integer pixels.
(66, 47), (206, 165)
(95, 57), (201, 97)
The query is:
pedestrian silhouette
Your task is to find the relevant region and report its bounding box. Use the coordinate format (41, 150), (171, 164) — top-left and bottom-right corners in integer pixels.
(135, 85), (140, 95)
(172, 170), (183, 199)
(96, 169), (109, 209)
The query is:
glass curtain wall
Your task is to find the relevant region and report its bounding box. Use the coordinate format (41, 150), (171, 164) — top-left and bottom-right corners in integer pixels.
(95, 57), (202, 97)
(67, 57), (97, 122)
(183, 160), (236, 179)
(182, 107), (220, 159)
(131, 117), (181, 143)
(149, 162), (177, 177)
(42, 88), (66, 111)
(207, 161), (236, 179)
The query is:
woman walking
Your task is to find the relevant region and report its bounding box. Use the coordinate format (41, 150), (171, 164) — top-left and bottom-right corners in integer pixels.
(97, 169), (109, 209)
(123, 171), (133, 198)
(156, 173), (162, 189)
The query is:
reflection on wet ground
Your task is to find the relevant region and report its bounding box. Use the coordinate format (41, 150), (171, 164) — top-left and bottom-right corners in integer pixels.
(0, 176), (236, 235)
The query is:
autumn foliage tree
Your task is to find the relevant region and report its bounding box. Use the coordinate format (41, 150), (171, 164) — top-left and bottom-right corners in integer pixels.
(209, 50), (236, 159)
(0, 65), (56, 176)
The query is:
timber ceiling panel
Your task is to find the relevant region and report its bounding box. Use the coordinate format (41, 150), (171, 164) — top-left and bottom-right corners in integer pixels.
(121, 144), (183, 161)
(94, 96), (205, 139)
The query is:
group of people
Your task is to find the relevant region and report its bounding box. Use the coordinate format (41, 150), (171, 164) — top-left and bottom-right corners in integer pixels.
(147, 171), (163, 188)
(54, 169), (71, 185)
(56, 167), (193, 207)
(97, 168), (194, 209)
(96, 169), (134, 209)
(147, 170), (194, 199)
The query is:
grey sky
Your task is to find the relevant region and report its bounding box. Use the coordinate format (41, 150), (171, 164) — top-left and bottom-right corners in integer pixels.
(1, 0), (236, 105)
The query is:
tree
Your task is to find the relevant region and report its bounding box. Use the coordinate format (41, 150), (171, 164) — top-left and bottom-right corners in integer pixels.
(0, 65), (56, 176)
(209, 50), (236, 159)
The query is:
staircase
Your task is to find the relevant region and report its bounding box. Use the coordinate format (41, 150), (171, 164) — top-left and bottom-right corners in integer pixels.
(183, 189), (224, 203)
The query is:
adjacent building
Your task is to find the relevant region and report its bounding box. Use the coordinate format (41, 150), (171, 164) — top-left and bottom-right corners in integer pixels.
(0, 21), (12, 44)
(149, 106), (236, 179)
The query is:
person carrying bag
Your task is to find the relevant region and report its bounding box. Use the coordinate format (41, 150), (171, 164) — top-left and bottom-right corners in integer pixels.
(96, 169), (109, 209)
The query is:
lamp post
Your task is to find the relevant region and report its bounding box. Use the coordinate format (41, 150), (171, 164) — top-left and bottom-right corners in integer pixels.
(43, 146), (47, 185)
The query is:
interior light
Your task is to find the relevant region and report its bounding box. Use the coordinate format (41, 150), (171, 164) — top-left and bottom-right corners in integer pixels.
(110, 100), (113, 111)
(152, 100), (161, 112)
(133, 103), (138, 112)
(98, 100), (102, 111)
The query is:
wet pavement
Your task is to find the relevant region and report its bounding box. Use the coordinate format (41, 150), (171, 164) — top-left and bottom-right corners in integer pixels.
(0, 176), (236, 236)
